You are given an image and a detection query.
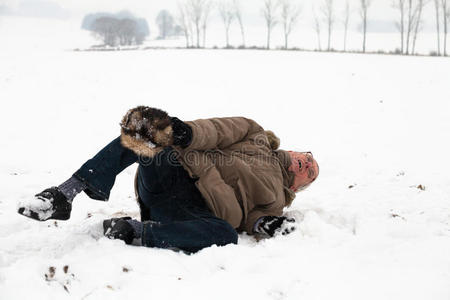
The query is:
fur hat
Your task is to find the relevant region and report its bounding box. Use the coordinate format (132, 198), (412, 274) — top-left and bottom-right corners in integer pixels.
(120, 106), (173, 157)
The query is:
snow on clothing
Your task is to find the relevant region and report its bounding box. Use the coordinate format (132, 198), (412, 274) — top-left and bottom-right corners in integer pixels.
(124, 117), (297, 234)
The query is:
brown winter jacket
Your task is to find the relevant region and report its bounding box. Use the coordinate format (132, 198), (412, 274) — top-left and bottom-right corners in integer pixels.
(129, 117), (296, 234)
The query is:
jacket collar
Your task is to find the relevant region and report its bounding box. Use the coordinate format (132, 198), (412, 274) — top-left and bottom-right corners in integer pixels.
(274, 150), (296, 206)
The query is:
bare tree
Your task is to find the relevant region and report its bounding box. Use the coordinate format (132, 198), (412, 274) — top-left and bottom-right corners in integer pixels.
(313, 8), (322, 50)
(261, 0), (279, 49)
(185, 7), (195, 47)
(359, 0), (372, 53)
(434, 0), (441, 55)
(156, 10), (175, 39)
(90, 17), (147, 46)
(187, 0), (204, 48)
(405, 0), (424, 54)
(279, 0), (301, 49)
(394, 0), (427, 55)
(188, 15), (195, 46)
(177, 3), (191, 47)
(233, 0), (246, 47)
(406, 0), (413, 54)
(321, 0), (335, 51)
(342, 1), (350, 51)
(201, 1), (213, 47)
(442, 0), (450, 55)
(118, 19), (138, 45)
(219, 1), (235, 48)
(412, 0), (426, 54)
(393, 0), (406, 53)
(91, 17), (119, 46)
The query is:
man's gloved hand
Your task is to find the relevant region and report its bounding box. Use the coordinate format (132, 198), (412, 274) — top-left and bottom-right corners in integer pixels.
(170, 117), (192, 148)
(103, 217), (135, 245)
(120, 106), (192, 157)
(255, 216), (296, 237)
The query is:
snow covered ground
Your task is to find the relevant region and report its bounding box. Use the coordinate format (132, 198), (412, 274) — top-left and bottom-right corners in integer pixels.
(1, 17), (450, 300)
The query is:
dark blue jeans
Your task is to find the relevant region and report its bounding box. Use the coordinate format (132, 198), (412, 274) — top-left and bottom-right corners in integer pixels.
(73, 137), (238, 252)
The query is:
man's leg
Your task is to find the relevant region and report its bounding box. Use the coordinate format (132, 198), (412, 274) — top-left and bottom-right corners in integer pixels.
(18, 136), (138, 221)
(72, 136), (138, 201)
(141, 216), (238, 253)
(105, 147), (238, 252)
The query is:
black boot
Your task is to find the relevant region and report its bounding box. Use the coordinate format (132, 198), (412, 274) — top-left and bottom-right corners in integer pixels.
(18, 187), (72, 221)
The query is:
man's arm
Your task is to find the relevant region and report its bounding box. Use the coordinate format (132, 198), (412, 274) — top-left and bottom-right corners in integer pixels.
(184, 117), (266, 151)
(119, 107), (268, 157)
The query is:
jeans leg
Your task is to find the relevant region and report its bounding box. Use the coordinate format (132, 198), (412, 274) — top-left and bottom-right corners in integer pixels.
(136, 147), (238, 252)
(73, 136), (138, 200)
(142, 216), (238, 253)
(136, 147), (201, 221)
(136, 147), (182, 196)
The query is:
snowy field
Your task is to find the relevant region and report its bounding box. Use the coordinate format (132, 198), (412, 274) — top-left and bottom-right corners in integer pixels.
(1, 18), (450, 300)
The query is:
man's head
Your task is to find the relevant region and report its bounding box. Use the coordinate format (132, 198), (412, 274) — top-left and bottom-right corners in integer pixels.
(287, 151), (319, 192)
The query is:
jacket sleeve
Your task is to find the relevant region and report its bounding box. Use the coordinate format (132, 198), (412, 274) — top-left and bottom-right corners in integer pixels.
(184, 117), (265, 151)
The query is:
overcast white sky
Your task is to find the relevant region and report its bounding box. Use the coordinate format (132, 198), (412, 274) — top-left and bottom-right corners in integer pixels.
(0, 0), (437, 32)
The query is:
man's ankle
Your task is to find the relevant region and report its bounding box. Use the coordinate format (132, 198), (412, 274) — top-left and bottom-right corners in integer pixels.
(58, 176), (86, 202)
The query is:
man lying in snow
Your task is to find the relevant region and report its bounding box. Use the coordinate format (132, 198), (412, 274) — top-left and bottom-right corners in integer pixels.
(18, 106), (319, 253)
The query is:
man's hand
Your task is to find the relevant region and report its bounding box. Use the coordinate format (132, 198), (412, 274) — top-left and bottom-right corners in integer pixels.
(103, 217), (135, 245)
(255, 216), (296, 237)
(170, 117), (192, 148)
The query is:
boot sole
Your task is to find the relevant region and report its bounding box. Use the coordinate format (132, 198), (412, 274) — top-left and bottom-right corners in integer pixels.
(18, 207), (70, 221)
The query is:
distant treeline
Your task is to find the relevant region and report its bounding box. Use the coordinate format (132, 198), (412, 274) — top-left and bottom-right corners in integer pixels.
(80, 0), (450, 57)
(82, 11), (150, 46)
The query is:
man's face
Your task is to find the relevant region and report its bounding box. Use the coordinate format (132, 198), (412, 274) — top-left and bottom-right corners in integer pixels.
(288, 152), (319, 192)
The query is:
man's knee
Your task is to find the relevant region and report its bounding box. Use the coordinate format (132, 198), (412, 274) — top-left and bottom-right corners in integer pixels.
(137, 147), (183, 191)
(215, 221), (238, 246)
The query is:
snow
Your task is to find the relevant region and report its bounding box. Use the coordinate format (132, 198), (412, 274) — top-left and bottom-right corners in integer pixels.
(1, 16), (450, 300)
